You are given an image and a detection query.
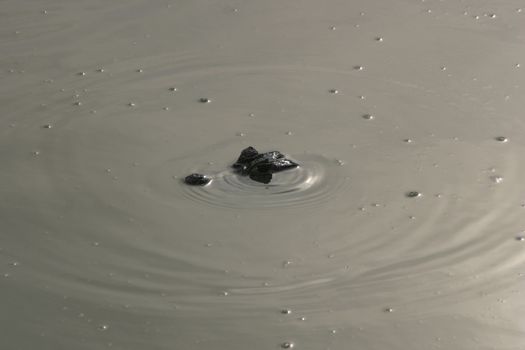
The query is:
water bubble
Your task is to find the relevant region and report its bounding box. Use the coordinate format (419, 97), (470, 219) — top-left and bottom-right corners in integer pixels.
(42, 124), (53, 129)
(281, 342), (294, 349)
(495, 136), (508, 142)
(358, 95), (366, 100)
(515, 236), (525, 241)
(406, 191), (421, 198)
(249, 113), (255, 117)
(331, 329), (337, 334)
(330, 26), (336, 30)
(96, 68), (104, 73)
(517, 8), (523, 13)
(336, 159), (345, 166)
(98, 324), (109, 331)
(488, 13), (496, 18)
(285, 131), (293, 136)
(136, 69), (143, 73)
(163, 107), (169, 111)
(516, 63), (521, 68)
(236, 132), (245, 137)
(281, 309), (292, 314)
(168, 87), (177, 92)
(440, 66), (447, 71)
(384, 307), (394, 313)
(73, 101), (82, 106)
(92, 242), (100, 247)
(128, 102), (136, 107)
(3, 273), (10, 278)
(32, 150), (40, 156)
(221, 291), (229, 296)
(490, 176), (503, 184)
(362, 114), (374, 120)
(473, 15), (480, 19)
(329, 89), (339, 94)
(354, 65), (364, 71)
(299, 316), (306, 321)
(375, 36), (383, 42)
(9, 261), (19, 267)
(199, 98), (211, 103)
(77, 72), (86, 76)
(403, 138), (413, 143)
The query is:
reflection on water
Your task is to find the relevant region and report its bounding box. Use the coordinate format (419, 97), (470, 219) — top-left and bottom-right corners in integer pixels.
(1, 0), (525, 349)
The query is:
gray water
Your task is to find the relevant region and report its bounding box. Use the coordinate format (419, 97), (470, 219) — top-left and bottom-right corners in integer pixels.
(2, 0), (525, 349)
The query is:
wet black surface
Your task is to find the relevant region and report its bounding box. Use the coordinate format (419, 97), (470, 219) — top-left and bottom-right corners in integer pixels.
(232, 147), (299, 184)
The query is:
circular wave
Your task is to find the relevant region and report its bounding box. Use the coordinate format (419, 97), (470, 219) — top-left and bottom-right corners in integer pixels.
(180, 154), (347, 209)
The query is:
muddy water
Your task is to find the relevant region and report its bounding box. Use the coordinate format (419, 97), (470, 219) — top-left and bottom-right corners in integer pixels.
(2, 0), (525, 349)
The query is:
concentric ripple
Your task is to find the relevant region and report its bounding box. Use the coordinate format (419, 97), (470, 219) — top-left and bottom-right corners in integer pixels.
(180, 154), (347, 209)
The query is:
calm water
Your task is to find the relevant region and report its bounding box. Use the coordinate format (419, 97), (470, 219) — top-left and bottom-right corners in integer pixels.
(1, 0), (525, 349)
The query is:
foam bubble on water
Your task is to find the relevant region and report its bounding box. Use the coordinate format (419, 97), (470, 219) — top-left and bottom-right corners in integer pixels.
(490, 176), (503, 184)
(362, 114), (374, 120)
(98, 324), (109, 331)
(495, 136), (508, 142)
(329, 89), (339, 94)
(199, 98), (211, 103)
(281, 342), (294, 348)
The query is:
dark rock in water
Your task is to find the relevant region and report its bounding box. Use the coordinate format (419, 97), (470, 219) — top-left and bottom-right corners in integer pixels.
(183, 147), (298, 186)
(184, 173), (211, 186)
(232, 146), (299, 184)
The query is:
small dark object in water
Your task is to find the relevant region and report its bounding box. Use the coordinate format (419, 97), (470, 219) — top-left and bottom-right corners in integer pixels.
(406, 191), (421, 198)
(184, 173), (211, 186)
(232, 146), (299, 184)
